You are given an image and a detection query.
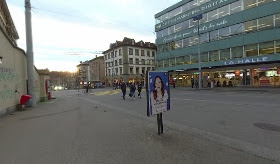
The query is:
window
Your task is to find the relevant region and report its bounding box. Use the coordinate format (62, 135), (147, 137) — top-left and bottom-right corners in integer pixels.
(162, 28), (169, 37)
(175, 40), (182, 49)
(200, 13), (208, 24)
(189, 19), (196, 28)
(147, 51), (150, 57)
(230, 23), (244, 35)
(183, 38), (190, 47)
(209, 51), (219, 61)
(230, 0), (242, 15)
(120, 67), (122, 74)
(119, 49), (122, 56)
(164, 59), (169, 67)
(157, 31), (162, 38)
(158, 60), (163, 67)
(104, 55), (107, 60)
(191, 55), (198, 64)
(182, 20), (189, 31)
(176, 56), (184, 65)
(136, 58), (139, 64)
(208, 9), (218, 22)
(173, 7), (182, 17)
(136, 67), (139, 74)
(220, 48), (231, 60)
(115, 50), (117, 57)
(169, 26), (175, 35)
(218, 5), (230, 18)
(201, 52), (208, 62)
(189, 0), (197, 10)
(245, 19), (258, 32)
(200, 33), (209, 43)
(231, 46), (243, 59)
(259, 41), (274, 55)
(245, 44), (258, 57)
(275, 14), (280, 27)
(115, 60), (118, 66)
(258, 15), (273, 30)
(111, 52), (114, 58)
(135, 49), (139, 56)
(182, 3), (189, 13)
(174, 23), (182, 33)
(141, 59), (145, 65)
(108, 54), (110, 59)
(210, 30), (219, 41)
(244, 0), (257, 9)
(130, 67), (134, 74)
(219, 27), (230, 39)
(152, 51), (155, 57)
(190, 35), (199, 46)
(129, 58), (133, 64)
(184, 55), (191, 64)
(141, 50), (145, 56)
(170, 58), (175, 66)
(276, 40), (280, 53)
(129, 48), (133, 55)
(119, 59), (123, 65)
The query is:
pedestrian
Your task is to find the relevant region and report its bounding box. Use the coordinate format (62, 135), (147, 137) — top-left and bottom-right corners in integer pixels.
(130, 83), (136, 99)
(194, 80), (199, 91)
(191, 78), (194, 88)
(120, 81), (126, 100)
(137, 83), (142, 98)
(172, 80), (175, 88)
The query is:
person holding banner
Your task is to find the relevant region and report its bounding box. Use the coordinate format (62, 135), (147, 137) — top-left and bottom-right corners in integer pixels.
(151, 76), (169, 114)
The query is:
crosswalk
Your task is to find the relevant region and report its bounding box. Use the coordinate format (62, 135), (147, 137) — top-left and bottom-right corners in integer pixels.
(90, 90), (121, 96)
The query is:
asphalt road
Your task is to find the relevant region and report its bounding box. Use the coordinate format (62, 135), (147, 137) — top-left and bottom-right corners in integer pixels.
(0, 88), (279, 164)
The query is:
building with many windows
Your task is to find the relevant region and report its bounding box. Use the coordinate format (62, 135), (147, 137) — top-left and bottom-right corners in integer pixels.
(103, 37), (156, 86)
(155, 0), (280, 87)
(88, 56), (105, 87)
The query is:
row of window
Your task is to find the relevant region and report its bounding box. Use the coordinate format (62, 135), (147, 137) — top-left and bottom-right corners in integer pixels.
(106, 67), (155, 76)
(156, 0), (275, 25)
(156, 0), (243, 38)
(157, 40), (280, 67)
(104, 49), (123, 60)
(158, 14), (280, 53)
(105, 59), (155, 67)
(128, 48), (156, 57)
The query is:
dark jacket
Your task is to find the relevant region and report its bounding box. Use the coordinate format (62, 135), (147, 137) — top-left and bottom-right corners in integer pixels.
(130, 85), (136, 93)
(137, 85), (142, 92)
(120, 83), (126, 91)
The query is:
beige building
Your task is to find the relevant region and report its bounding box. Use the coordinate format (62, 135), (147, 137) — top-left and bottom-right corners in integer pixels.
(88, 56), (105, 87)
(77, 61), (90, 87)
(1, 0), (50, 118)
(104, 37), (156, 86)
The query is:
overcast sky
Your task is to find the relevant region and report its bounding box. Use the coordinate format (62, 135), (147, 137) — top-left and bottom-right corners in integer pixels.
(6, 0), (181, 72)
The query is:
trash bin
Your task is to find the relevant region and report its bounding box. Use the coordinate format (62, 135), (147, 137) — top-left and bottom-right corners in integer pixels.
(211, 81), (214, 88)
(20, 95), (32, 106)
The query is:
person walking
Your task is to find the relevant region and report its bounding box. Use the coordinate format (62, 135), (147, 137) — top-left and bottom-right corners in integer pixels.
(191, 78), (194, 88)
(137, 83), (142, 98)
(194, 80), (199, 91)
(130, 83), (136, 99)
(120, 81), (127, 100)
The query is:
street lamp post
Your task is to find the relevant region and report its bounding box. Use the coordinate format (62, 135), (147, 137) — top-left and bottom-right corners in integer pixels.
(193, 14), (203, 89)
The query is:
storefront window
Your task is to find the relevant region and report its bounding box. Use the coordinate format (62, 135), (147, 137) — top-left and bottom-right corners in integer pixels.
(231, 23), (244, 35)
(208, 9), (218, 22)
(230, 0), (242, 15)
(220, 48), (231, 60)
(170, 58), (176, 66)
(258, 15), (273, 30)
(276, 40), (280, 53)
(210, 30), (219, 41)
(184, 55), (191, 64)
(244, 0), (257, 9)
(191, 55), (198, 64)
(201, 52), (208, 62)
(176, 56), (184, 65)
(209, 50), (219, 61)
(275, 14), (280, 27)
(200, 33), (209, 43)
(231, 46), (243, 59)
(174, 23), (182, 33)
(259, 41), (274, 55)
(218, 5), (230, 18)
(245, 19), (258, 32)
(245, 44), (258, 57)
(175, 40), (182, 49)
(183, 38), (190, 48)
(219, 27), (230, 39)
(163, 59), (169, 67)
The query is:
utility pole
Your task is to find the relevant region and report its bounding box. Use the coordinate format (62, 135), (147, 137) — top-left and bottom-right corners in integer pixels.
(25, 0), (36, 106)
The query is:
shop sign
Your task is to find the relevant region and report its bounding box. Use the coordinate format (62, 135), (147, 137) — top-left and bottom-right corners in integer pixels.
(224, 57), (268, 66)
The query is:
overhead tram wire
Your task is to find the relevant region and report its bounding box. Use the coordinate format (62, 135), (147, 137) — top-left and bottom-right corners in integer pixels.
(30, 6), (155, 34)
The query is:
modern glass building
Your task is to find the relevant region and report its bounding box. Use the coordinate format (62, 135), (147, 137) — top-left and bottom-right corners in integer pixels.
(155, 0), (280, 87)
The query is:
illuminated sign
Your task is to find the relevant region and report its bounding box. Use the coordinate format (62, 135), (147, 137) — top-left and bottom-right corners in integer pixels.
(224, 57), (268, 65)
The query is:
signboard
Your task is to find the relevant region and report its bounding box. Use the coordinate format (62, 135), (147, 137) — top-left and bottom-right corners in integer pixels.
(147, 71), (170, 116)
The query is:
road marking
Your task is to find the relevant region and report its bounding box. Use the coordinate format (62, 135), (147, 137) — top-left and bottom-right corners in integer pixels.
(90, 90), (121, 96)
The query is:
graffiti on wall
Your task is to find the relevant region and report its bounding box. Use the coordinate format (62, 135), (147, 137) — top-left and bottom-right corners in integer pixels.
(0, 67), (16, 81)
(0, 89), (16, 100)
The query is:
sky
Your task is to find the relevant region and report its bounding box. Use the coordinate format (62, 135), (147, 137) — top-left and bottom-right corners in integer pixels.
(6, 0), (181, 72)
